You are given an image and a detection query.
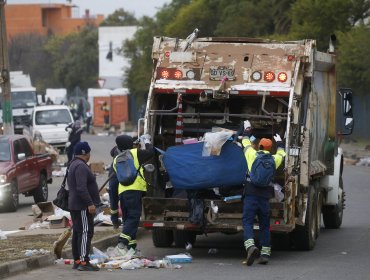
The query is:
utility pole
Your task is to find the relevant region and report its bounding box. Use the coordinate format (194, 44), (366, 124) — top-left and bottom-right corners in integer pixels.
(0, 0), (14, 135)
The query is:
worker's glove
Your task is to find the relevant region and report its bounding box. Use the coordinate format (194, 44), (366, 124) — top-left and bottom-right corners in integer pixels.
(66, 127), (72, 133)
(140, 134), (151, 145)
(65, 142), (71, 148)
(273, 133), (282, 142)
(244, 120), (251, 130)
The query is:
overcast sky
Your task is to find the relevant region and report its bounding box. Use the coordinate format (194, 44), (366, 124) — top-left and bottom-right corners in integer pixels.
(6, 0), (171, 18)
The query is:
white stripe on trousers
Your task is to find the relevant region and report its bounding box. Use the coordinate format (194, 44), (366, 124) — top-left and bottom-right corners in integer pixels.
(80, 209), (89, 261)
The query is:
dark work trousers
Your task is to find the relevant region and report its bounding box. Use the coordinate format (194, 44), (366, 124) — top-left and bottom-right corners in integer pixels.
(242, 195), (271, 248)
(118, 190), (143, 249)
(67, 145), (75, 163)
(70, 209), (94, 262)
(108, 169), (119, 224)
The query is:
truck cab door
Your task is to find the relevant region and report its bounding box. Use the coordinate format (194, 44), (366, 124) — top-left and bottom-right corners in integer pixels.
(13, 139), (30, 192)
(20, 138), (39, 187)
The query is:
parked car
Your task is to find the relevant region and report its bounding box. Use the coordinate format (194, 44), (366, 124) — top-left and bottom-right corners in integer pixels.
(0, 134), (53, 212)
(26, 105), (74, 151)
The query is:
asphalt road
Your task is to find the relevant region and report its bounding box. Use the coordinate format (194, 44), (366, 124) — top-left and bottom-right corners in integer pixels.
(2, 134), (370, 279)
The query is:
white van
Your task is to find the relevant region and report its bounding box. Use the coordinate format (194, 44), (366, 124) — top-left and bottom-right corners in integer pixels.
(29, 105), (74, 149)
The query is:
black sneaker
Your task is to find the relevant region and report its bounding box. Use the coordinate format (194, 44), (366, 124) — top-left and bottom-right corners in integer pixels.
(258, 254), (270, 265)
(72, 260), (81, 269)
(77, 261), (100, 271)
(245, 245), (260, 266)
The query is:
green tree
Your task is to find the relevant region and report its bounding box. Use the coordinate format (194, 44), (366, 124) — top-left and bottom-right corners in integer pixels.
(45, 26), (99, 92)
(123, 0), (191, 106)
(271, 0), (296, 35)
(288, 0), (353, 50)
(214, 0), (274, 37)
(8, 33), (53, 93)
(100, 8), (139, 26)
(349, 0), (370, 25)
(337, 26), (370, 95)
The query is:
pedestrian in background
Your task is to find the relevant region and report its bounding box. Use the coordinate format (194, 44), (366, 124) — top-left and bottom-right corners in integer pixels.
(67, 141), (100, 271)
(77, 99), (85, 121)
(241, 120), (286, 266)
(85, 108), (92, 134)
(113, 134), (154, 255)
(101, 101), (110, 130)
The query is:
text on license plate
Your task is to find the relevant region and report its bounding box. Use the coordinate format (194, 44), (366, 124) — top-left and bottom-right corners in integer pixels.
(209, 66), (235, 81)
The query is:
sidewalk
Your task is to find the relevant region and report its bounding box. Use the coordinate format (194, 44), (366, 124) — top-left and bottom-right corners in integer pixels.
(0, 227), (120, 279)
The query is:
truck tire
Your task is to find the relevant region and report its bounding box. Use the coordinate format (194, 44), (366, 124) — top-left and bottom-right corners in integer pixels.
(323, 178), (344, 229)
(2, 181), (19, 212)
(293, 187), (317, 250)
(173, 230), (196, 248)
(33, 174), (48, 203)
(152, 228), (174, 247)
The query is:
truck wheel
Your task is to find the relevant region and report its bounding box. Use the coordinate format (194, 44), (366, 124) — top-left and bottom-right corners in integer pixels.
(323, 178), (344, 229)
(152, 228), (174, 247)
(293, 186), (317, 250)
(3, 181), (19, 212)
(173, 230), (196, 248)
(33, 174), (48, 203)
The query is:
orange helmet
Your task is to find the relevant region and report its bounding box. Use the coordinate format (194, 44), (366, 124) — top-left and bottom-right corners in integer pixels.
(259, 138), (272, 151)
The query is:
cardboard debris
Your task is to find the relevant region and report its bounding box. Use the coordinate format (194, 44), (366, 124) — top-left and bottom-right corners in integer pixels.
(48, 215), (69, 229)
(37, 202), (55, 217)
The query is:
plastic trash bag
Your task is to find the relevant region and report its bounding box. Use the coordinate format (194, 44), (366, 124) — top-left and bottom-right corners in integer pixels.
(273, 183), (284, 202)
(202, 131), (234, 156)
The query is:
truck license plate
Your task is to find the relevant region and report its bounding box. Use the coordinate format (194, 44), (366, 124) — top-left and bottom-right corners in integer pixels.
(209, 66), (235, 81)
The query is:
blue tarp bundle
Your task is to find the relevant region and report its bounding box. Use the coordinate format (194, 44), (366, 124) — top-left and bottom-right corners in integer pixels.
(162, 141), (247, 190)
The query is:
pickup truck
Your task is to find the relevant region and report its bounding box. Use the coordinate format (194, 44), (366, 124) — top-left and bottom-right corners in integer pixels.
(0, 135), (53, 212)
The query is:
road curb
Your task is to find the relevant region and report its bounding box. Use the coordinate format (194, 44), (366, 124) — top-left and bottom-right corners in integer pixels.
(0, 234), (118, 279)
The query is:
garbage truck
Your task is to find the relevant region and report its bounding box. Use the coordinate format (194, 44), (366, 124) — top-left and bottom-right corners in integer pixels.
(139, 31), (354, 250)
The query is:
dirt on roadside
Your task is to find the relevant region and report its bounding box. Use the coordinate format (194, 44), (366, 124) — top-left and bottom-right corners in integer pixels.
(0, 229), (118, 263)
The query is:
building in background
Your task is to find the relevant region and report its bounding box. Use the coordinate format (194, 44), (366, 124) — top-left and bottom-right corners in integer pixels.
(5, 3), (104, 38)
(98, 26), (138, 89)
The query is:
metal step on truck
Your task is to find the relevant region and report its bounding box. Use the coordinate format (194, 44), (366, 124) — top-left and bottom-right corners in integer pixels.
(139, 31), (354, 250)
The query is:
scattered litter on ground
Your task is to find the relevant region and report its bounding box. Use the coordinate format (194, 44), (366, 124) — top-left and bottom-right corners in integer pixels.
(24, 249), (50, 257)
(185, 242), (193, 251)
(355, 157), (370, 166)
(54, 246), (191, 270)
(208, 248), (218, 254)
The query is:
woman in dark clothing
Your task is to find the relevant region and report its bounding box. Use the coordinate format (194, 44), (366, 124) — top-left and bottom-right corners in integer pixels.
(67, 141), (101, 271)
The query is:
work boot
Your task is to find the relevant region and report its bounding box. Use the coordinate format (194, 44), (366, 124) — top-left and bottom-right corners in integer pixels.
(72, 260), (81, 269)
(77, 261), (100, 271)
(245, 245), (260, 266)
(258, 254), (270, 265)
(117, 242), (128, 256)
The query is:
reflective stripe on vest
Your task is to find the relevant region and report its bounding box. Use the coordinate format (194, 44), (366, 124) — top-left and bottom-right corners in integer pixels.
(114, 148), (146, 194)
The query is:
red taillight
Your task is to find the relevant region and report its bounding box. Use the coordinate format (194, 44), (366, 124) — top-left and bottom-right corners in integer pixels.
(174, 70), (183, 79)
(277, 72), (288, 82)
(264, 71), (275, 82)
(287, 55), (295, 61)
(161, 69), (170, 79)
(142, 222), (153, 228)
(274, 220), (281, 225)
(165, 51), (171, 58)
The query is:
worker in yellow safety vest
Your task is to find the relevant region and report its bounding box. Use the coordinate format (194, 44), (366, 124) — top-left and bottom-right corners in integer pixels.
(112, 134), (154, 255)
